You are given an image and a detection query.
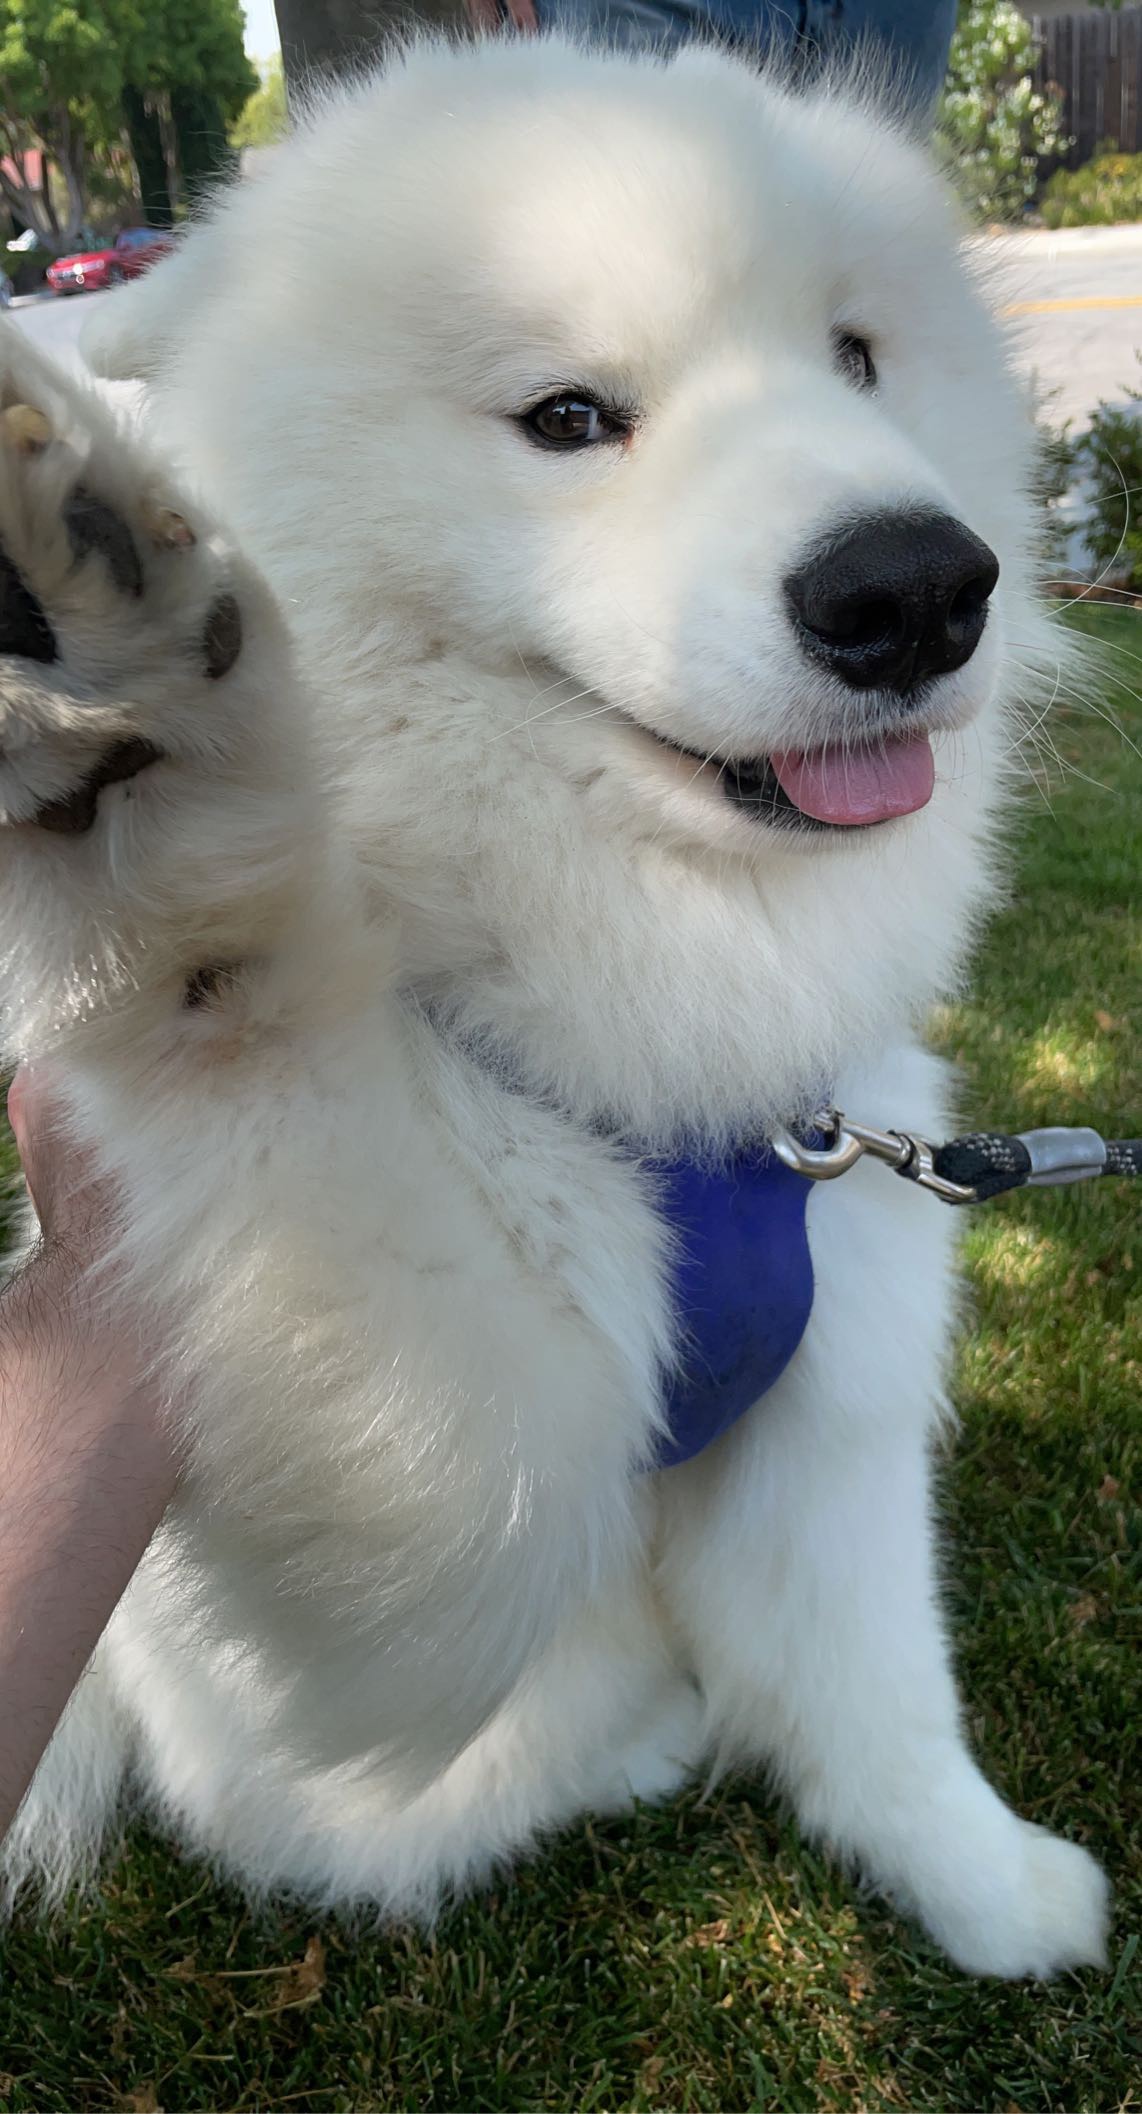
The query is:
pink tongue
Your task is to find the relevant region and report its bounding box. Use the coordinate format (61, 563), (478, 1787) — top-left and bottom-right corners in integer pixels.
(770, 734), (935, 826)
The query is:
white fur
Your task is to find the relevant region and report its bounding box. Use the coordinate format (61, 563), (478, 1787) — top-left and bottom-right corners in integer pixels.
(0, 37), (1107, 1975)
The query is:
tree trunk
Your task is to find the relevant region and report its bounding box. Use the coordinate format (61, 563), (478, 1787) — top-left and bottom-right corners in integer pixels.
(40, 157), (59, 238)
(54, 108), (89, 244)
(156, 94), (182, 217)
(170, 85), (240, 211)
(122, 85), (174, 228)
(274, 0), (463, 96)
(0, 122), (69, 259)
(0, 180), (49, 243)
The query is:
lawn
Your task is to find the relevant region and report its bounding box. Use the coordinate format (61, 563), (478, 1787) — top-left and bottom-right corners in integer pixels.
(0, 605), (1138, 2113)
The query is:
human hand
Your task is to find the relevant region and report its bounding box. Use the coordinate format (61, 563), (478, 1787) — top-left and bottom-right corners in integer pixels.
(4, 1066), (177, 1485)
(5, 1067), (145, 1400)
(0, 1080), (176, 1840)
(7, 1065), (115, 1269)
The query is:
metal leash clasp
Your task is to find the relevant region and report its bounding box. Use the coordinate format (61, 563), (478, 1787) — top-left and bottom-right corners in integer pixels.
(771, 1109), (978, 1205)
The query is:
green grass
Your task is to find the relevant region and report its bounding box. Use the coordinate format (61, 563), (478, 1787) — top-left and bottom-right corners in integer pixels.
(1, 606), (1139, 2113)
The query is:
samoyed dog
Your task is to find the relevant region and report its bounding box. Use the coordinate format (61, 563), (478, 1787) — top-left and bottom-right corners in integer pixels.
(0, 35), (1109, 1977)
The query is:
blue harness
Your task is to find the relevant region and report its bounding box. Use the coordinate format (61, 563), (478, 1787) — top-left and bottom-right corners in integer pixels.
(429, 1009), (819, 1472)
(644, 1140), (817, 1470)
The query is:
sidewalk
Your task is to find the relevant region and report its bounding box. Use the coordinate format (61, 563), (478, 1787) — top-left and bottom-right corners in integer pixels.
(986, 222), (1142, 260)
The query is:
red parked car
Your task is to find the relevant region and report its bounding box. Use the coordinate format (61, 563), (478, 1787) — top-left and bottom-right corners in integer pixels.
(46, 226), (176, 296)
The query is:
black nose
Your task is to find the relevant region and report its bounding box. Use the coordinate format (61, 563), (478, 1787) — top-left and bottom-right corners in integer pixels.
(784, 509), (999, 696)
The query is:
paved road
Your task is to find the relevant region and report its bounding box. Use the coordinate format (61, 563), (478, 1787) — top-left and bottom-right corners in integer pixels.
(986, 224), (1142, 429)
(9, 290), (93, 369)
(9, 220), (1141, 433)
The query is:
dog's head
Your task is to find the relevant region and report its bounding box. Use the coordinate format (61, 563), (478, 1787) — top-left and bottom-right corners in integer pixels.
(91, 38), (1059, 1133)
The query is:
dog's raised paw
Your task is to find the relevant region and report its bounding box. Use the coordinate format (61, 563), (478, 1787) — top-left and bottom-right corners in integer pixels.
(0, 337), (250, 835)
(0, 541), (57, 664)
(141, 500), (196, 551)
(0, 401), (52, 456)
(0, 333), (305, 1059)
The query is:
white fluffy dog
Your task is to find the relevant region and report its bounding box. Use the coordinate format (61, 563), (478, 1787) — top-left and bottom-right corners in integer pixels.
(0, 36), (1109, 1977)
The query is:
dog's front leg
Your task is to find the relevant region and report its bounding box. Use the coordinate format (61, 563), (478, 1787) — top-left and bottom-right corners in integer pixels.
(655, 1052), (1109, 1978)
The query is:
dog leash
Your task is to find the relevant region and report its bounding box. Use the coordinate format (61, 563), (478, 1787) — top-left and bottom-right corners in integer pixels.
(771, 1111), (1142, 1205)
(417, 998), (1138, 1208)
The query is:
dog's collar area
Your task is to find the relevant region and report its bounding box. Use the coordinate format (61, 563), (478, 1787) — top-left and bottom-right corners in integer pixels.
(416, 1001), (824, 1471)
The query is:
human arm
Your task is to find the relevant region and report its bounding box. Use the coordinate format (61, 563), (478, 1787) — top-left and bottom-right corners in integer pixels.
(0, 1071), (177, 1841)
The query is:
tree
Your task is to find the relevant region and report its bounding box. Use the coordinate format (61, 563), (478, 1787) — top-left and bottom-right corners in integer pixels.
(0, 0), (126, 247)
(122, 0), (257, 210)
(121, 81), (173, 227)
(231, 55), (287, 150)
(938, 0), (1066, 223)
(0, 0), (257, 250)
(122, 0), (256, 128)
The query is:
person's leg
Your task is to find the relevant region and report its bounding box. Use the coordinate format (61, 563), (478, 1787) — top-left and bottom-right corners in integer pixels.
(535, 0), (957, 121)
(800, 0), (959, 115)
(539, 0), (713, 56)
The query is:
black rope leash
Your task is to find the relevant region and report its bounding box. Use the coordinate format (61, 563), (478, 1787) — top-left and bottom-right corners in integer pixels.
(928, 1126), (1142, 1203)
(772, 1113), (1142, 1205)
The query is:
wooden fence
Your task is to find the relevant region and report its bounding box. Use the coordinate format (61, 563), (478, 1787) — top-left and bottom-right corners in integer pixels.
(1031, 7), (1142, 168)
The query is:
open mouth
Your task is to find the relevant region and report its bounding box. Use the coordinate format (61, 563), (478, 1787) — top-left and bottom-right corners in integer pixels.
(652, 729), (936, 830)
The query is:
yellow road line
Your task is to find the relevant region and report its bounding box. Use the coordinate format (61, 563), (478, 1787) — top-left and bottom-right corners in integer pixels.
(1003, 295), (1142, 315)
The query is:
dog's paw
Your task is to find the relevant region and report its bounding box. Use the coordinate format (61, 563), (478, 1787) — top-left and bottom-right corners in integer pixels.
(0, 332), (309, 1055)
(0, 344), (251, 836)
(923, 1822), (1109, 1980)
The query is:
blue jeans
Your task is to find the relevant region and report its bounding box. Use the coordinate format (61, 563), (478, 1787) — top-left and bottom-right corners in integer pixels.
(541, 0), (958, 118)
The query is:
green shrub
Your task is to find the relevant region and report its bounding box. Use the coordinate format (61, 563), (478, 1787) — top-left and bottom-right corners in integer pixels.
(938, 0), (1066, 222)
(1075, 363), (1142, 591)
(1041, 148), (1142, 228)
(1035, 405), (1080, 577)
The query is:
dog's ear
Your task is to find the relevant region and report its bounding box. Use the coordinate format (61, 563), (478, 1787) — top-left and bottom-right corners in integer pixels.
(82, 225), (218, 385)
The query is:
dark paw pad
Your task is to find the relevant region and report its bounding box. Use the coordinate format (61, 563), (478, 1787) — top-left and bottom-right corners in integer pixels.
(34, 735), (162, 834)
(0, 545), (56, 663)
(203, 593), (242, 680)
(65, 488), (144, 599)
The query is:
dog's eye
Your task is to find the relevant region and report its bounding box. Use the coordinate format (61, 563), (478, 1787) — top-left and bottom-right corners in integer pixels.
(832, 329), (877, 391)
(522, 395), (628, 448)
